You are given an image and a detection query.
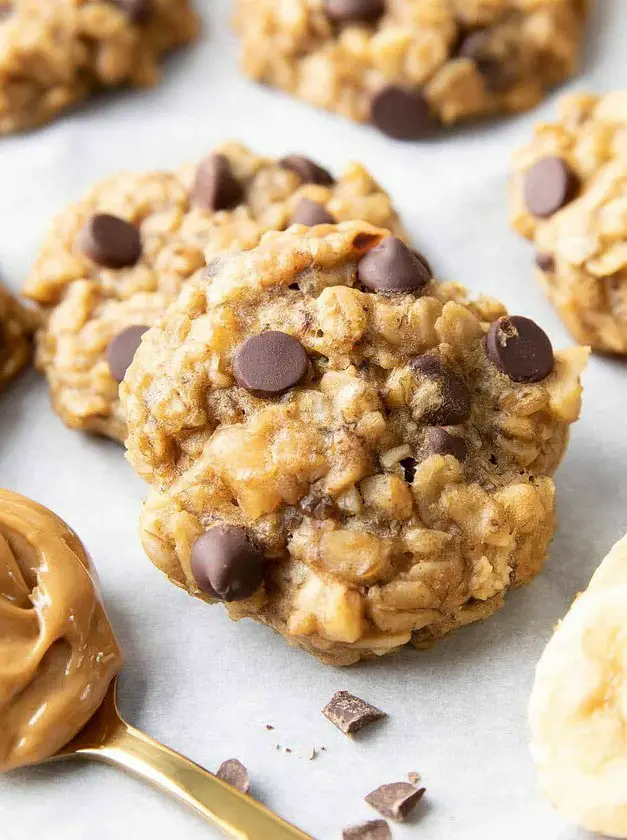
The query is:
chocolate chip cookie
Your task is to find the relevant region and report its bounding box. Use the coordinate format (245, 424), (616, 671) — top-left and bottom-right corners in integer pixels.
(0, 0), (199, 134)
(121, 223), (587, 665)
(24, 144), (407, 441)
(235, 0), (588, 139)
(511, 92), (627, 354)
(0, 283), (34, 391)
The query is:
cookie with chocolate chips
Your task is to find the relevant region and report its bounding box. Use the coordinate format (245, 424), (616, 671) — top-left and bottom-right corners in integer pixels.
(122, 222), (587, 666)
(24, 142), (406, 442)
(0, 283), (34, 392)
(0, 0), (200, 134)
(235, 0), (588, 137)
(511, 91), (627, 354)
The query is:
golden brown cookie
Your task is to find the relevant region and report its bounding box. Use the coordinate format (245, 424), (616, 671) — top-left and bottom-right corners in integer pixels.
(0, 283), (34, 391)
(235, 0), (589, 139)
(25, 143), (406, 441)
(122, 223), (587, 665)
(0, 0), (199, 134)
(511, 92), (627, 354)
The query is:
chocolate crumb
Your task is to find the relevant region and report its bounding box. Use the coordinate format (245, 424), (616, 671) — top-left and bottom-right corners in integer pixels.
(216, 759), (249, 795)
(365, 782), (425, 823)
(285, 747), (292, 754)
(265, 724), (274, 730)
(342, 819), (392, 840)
(322, 690), (387, 736)
(407, 771), (421, 785)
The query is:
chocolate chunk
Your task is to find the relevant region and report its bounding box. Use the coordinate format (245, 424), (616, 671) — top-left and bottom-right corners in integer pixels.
(289, 198), (336, 227)
(357, 237), (430, 294)
(107, 325), (149, 382)
(424, 428), (467, 461)
(342, 820), (392, 840)
(279, 155), (334, 186)
(110, 0), (152, 23)
(191, 154), (244, 212)
(216, 759), (250, 794)
(325, 0), (385, 24)
(523, 157), (579, 218)
(233, 331), (309, 397)
(322, 690), (387, 735)
(365, 782), (425, 823)
(370, 86), (439, 140)
(412, 248), (432, 278)
(411, 355), (471, 425)
(400, 457), (417, 484)
(300, 493), (337, 520)
(79, 214), (142, 269)
(535, 251), (555, 272)
(191, 525), (264, 602)
(486, 315), (554, 383)
(457, 29), (518, 93)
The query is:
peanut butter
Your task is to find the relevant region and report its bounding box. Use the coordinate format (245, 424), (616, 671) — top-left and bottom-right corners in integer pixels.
(0, 490), (122, 772)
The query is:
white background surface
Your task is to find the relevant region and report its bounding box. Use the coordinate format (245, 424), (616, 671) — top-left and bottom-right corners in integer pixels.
(0, 2), (625, 838)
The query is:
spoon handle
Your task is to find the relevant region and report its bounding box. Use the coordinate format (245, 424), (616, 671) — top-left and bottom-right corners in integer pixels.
(88, 720), (315, 840)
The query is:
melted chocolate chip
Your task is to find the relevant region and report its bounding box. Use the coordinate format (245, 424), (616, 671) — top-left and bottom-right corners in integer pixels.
(411, 355), (471, 425)
(289, 197), (336, 226)
(457, 29), (519, 93)
(233, 331), (309, 397)
(107, 325), (149, 382)
(370, 86), (439, 140)
(485, 315), (554, 382)
(191, 154), (244, 211)
(324, 0), (385, 24)
(424, 428), (467, 461)
(523, 157), (579, 218)
(79, 214), (142, 269)
(357, 237), (430, 294)
(278, 155), (334, 186)
(191, 525), (264, 602)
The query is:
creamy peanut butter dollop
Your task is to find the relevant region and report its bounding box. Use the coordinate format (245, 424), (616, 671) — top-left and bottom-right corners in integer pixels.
(0, 490), (122, 772)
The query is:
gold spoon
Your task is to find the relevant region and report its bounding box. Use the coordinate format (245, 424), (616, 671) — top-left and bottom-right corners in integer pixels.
(48, 675), (314, 840)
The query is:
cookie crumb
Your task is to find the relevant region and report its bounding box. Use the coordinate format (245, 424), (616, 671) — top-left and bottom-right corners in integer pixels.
(216, 759), (249, 795)
(365, 782), (425, 822)
(308, 748), (317, 761)
(322, 690), (387, 736)
(342, 819), (391, 840)
(407, 771), (421, 785)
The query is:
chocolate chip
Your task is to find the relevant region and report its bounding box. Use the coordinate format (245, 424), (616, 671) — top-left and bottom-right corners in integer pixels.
(300, 493), (337, 520)
(365, 782), (426, 823)
(322, 690), (387, 736)
(191, 154), (244, 212)
(216, 759), (250, 794)
(110, 0), (152, 23)
(357, 237), (430, 294)
(279, 155), (334, 186)
(485, 315), (554, 383)
(424, 428), (467, 461)
(324, 0), (385, 24)
(411, 355), (471, 425)
(457, 29), (518, 93)
(107, 325), (149, 382)
(233, 331), (309, 398)
(79, 214), (142, 269)
(535, 251), (555, 272)
(412, 249), (432, 278)
(342, 821), (392, 840)
(370, 86), (439, 140)
(289, 198), (336, 227)
(191, 525), (264, 602)
(400, 457), (417, 484)
(523, 157), (579, 218)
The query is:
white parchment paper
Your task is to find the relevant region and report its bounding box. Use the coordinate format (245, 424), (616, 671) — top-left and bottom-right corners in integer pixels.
(0, 2), (625, 838)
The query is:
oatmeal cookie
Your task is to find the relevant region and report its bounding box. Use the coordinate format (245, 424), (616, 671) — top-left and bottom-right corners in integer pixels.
(511, 92), (627, 354)
(121, 223), (587, 665)
(0, 0), (200, 134)
(0, 283), (34, 391)
(234, 0), (588, 139)
(24, 143), (406, 441)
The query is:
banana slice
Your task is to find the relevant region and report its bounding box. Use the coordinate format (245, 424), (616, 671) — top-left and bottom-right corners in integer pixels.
(529, 534), (627, 838)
